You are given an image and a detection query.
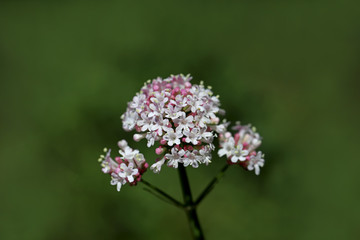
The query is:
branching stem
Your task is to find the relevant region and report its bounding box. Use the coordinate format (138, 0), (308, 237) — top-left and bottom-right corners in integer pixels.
(195, 164), (229, 205)
(141, 179), (184, 208)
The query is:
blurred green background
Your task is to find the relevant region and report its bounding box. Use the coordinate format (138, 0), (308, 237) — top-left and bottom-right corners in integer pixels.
(1, 1), (359, 239)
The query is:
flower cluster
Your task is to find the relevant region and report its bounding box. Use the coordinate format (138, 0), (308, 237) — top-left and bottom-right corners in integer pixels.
(218, 122), (265, 175)
(99, 74), (266, 192)
(98, 140), (149, 191)
(121, 74), (227, 173)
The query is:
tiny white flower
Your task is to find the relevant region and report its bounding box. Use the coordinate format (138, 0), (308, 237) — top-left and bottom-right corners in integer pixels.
(214, 123), (228, 134)
(231, 144), (249, 163)
(130, 93), (146, 113)
(174, 114), (194, 132)
(150, 158), (166, 173)
(146, 132), (158, 147)
(110, 175), (126, 192)
(150, 91), (169, 106)
(218, 137), (235, 158)
(165, 148), (185, 168)
(119, 147), (139, 160)
(202, 102), (219, 119)
(119, 162), (139, 183)
(151, 118), (170, 136)
(200, 130), (214, 143)
(199, 146), (212, 165)
(237, 124), (262, 152)
(101, 149), (116, 173)
(164, 104), (182, 120)
(194, 114), (210, 129)
(170, 94), (188, 107)
(148, 103), (164, 118)
(183, 151), (200, 168)
(134, 153), (146, 167)
(183, 127), (201, 145)
(247, 151), (265, 175)
(187, 95), (204, 113)
(137, 113), (153, 132)
(163, 128), (183, 146)
(122, 111), (138, 131)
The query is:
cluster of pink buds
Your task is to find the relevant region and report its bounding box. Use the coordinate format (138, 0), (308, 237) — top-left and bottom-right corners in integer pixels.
(218, 122), (265, 175)
(121, 74), (228, 173)
(98, 140), (149, 191)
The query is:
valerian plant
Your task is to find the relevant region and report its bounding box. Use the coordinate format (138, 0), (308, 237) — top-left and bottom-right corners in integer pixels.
(98, 74), (265, 240)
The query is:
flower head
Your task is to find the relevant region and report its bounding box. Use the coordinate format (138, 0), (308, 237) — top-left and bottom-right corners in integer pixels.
(218, 122), (265, 175)
(120, 74), (225, 173)
(99, 141), (148, 191)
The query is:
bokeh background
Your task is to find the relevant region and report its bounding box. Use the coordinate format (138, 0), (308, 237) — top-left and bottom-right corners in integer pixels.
(1, 1), (359, 239)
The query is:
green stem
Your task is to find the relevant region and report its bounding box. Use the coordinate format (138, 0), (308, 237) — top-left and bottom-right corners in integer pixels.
(195, 164), (229, 205)
(178, 164), (205, 240)
(141, 179), (184, 208)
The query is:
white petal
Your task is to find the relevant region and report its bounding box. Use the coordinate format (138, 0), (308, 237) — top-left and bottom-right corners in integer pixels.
(218, 149), (226, 157)
(128, 175), (134, 183)
(255, 166), (260, 175)
(231, 156), (238, 163)
(239, 156), (246, 161)
(117, 182), (122, 191)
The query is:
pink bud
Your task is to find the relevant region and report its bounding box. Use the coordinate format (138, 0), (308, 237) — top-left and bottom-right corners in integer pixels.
(115, 157), (122, 163)
(155, 147), (163, 155)
(166, 83), (172, 88)
(153, 85), (160, 91)
(182, 137), (187, 142)
(187, 145), (193, 151)
(160, 139), (167, 145)
(185, 82), (192, 88)
(144, 162), (149, 168)
(234, 133), (240, 145)
(181, 89), (187, 96)
(115, 168), (120, 174)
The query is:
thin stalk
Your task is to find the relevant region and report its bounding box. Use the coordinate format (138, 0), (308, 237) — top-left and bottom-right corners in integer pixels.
(195, 164), (229, 206)
(141, 179), (184, 208)
(178, 164), (205, 240)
